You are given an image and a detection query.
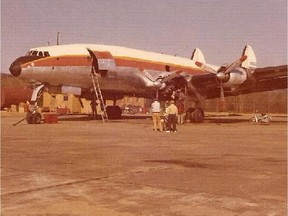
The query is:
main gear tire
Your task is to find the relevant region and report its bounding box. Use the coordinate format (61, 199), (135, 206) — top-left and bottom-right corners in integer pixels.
(32, 112), (42, 124)
(192, 108), (204, 123)
(26, 112), (33, 124)
(26, 112), (42, 124)
(106, 106), (122, 119)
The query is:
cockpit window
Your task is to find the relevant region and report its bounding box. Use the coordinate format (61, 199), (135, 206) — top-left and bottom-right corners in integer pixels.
(32, 51), (38, 56)
(26, 50), (50, 57)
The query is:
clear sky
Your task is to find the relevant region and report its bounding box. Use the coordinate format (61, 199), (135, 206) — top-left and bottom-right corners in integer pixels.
(1, 0), (287, 73)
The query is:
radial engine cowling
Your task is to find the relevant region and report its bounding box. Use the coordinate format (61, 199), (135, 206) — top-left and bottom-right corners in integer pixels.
(222, 67), (247, 88)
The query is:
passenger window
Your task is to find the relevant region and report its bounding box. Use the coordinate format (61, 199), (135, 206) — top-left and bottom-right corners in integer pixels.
(39, 52), (44, 57)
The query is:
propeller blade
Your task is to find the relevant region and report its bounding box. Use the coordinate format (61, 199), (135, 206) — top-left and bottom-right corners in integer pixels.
(156, 88), (159, 99)
(142, 70), (155, 82)
(160, 70), (182, 83)
(195, 61), (217, 74)
(219, 82), (226, 112)
(186, 80), (204, 101)
(223, 55), (247, 75)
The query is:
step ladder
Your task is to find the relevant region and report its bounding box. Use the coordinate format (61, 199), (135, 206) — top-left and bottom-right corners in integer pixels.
(90, 70), (109, 123)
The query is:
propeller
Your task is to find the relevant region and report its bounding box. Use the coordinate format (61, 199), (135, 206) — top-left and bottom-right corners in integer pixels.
(195, 55), (247, 111)
(142, 70), (182, 98)
(219, 82), (225, 111)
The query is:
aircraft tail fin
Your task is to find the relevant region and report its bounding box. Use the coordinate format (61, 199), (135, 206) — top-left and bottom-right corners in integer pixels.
(191, 48), (206, 63)
(241, 45), (257, 69)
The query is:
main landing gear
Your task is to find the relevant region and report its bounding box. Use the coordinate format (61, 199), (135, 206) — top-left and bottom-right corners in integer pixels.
(186, 107), (205, 123)
(173, 88), (205, 123)
(106, 106), (122, 119)
(105, 99), (122, 119)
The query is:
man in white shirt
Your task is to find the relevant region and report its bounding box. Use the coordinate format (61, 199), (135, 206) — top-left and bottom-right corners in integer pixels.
(151, 98), (163, 132)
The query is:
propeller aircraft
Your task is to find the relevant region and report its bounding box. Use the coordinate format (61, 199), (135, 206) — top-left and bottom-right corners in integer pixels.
(9, 44), (287, 124)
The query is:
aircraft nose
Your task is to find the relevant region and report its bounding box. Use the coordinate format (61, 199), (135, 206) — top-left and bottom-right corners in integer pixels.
(9, 61), (22, 77)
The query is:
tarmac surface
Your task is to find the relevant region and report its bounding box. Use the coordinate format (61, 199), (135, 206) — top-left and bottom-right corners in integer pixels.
(1, 113), (287, 216)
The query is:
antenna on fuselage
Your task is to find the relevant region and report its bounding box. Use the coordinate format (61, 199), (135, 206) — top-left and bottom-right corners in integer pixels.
(57, 32), (60, 45)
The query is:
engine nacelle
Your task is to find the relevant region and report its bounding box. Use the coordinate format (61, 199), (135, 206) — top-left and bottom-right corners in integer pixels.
(223, 67), (247, 88)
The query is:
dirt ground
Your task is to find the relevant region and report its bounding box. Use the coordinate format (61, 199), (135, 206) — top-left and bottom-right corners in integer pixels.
(1, 113), (287, 216)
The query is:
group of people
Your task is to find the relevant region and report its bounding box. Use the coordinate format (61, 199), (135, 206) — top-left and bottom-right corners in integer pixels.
(151, 89), (186, 132)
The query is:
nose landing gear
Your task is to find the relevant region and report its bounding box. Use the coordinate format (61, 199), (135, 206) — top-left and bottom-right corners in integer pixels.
(26, 105), (42, 124)
(26, 84), (45, 124)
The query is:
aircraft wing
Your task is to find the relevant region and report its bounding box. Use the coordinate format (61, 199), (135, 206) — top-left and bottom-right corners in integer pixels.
(249, 65), (287, 92)
(187, 65), (287, 100)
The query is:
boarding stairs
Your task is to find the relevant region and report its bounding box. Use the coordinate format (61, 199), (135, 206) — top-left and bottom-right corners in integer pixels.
(90, 69), (109, 123)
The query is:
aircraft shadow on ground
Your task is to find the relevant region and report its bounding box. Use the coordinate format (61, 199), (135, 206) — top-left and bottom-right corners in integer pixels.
(57, 114), (150, 122)
(54, 114), (286, 124)
(205, 118), (248, 124)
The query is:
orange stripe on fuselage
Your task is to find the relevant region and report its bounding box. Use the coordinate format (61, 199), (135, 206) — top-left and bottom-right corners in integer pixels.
(22, 55), (204, 75)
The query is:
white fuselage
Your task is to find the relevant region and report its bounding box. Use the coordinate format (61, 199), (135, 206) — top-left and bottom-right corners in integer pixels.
(19, 44), (210, 94)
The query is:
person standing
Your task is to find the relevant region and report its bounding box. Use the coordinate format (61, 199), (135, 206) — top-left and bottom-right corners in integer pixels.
(176, 100), (185, 124)
(151, 98), (163, 132)
(90, 99), (98, 119)
(166, 100), (178, 132)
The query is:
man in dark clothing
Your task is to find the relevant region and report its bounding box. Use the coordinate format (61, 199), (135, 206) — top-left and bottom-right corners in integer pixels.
(90, 99), (97, 119)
